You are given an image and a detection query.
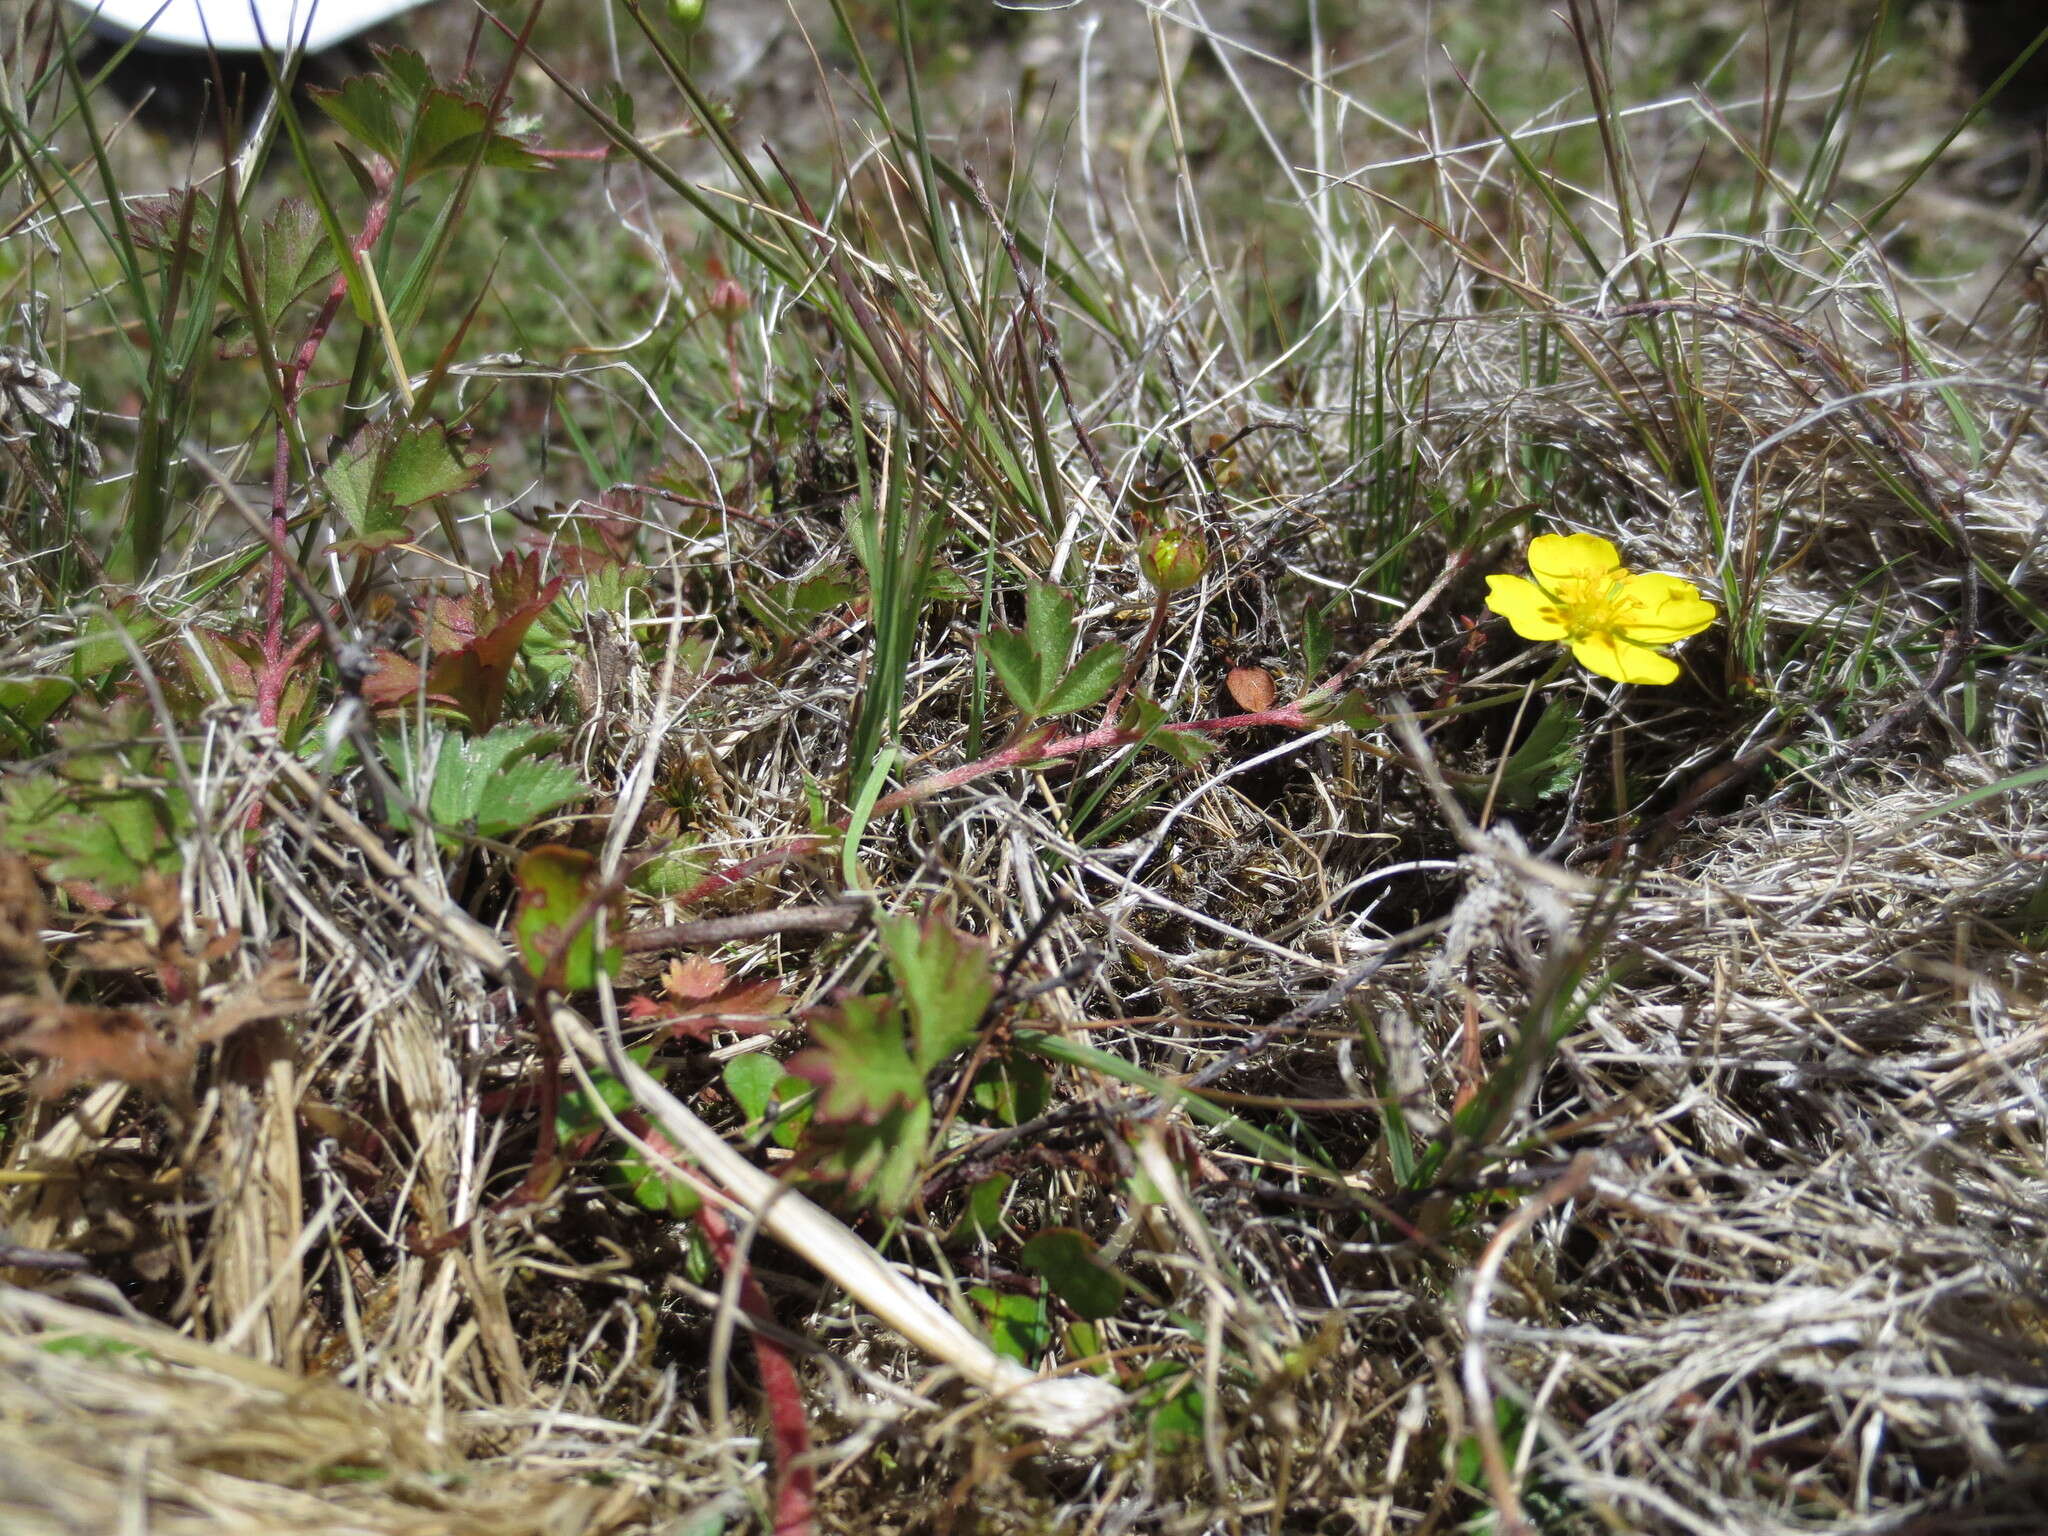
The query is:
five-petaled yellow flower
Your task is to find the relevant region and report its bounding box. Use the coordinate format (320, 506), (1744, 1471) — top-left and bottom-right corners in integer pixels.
(1485, 533), (1716, 685)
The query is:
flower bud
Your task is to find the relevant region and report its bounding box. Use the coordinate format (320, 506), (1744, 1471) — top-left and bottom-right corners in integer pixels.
(1138, 526), (1207, 593)
(707, 276), (748, 324)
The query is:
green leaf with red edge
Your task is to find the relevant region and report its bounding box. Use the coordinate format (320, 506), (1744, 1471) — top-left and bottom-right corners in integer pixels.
(245, 197), (332, 327)
(130, 194), (333, 341)
(876, 912), (993, 1073)
(359, 651), (429, 712)
(785, 994), (932, 1212)
(512, 844), (622, 991)
(313, 73), (406, 162)
(408, 88), (551, 178)
(786, 994), (924, 1122)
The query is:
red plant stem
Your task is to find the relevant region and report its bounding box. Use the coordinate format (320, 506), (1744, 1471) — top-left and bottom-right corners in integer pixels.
(695, 1202), (816, 1536)
(672, 837), (829, 909)
(872, 700), (1316, 816)
(257, 175), (397, 729)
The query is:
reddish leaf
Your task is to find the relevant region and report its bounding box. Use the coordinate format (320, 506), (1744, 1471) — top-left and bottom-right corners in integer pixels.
(360, 650), (432, 710)
(428, 553), (564, 730)
(362, 553), (564, 729)
(623, 955), (789, 1040)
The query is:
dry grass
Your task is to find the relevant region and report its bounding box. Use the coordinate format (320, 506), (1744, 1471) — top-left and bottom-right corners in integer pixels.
(5, 1), (2048, 1532)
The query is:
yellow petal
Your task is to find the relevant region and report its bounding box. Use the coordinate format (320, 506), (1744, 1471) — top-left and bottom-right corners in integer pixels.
(1570, 632), (1680, 685)
(1484, 574), (1569, 640)
(1527, 533), (1622, 592)
(1614, 571), (1717, 643)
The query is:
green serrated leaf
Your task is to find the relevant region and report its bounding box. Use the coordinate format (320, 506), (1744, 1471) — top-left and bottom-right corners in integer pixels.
(1022, 584), (1075, 681)
(483, 758), (588, 839)
(253, 198), (332, 325)
(512, 844), (622, 990)
(740, 568), (857, 643)
(382, 48), (435, 101)
(617, 1139), (702, 1217)
(790, 995), (924, 1121)
(324, 421), (484, 549)
(980, 628), (1045, 716)
(382, 422), (485, 507)
(401, 725), (585, 841)
(878, 912), (994, 1072)
(1020, 1228), (1126, 1320)
(313, 74), (406, 162)
(409, 89), (551, 178)
(315, 54), (547, 186)
(0, 775), (182, 892)
(1040, 641), (1126, 718)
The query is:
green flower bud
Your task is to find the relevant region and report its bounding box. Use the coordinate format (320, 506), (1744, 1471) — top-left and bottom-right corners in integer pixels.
(668, 0), (706, 31)
(1138, 526), (1208, 593)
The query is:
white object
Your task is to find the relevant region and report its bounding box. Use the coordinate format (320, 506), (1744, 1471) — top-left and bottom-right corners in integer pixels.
(72, 0), (431, 54)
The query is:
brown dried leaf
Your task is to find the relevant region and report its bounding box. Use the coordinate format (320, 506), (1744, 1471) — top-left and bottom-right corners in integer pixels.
(192, 957), (312, 1044)
(70, 936), (161, 972)
(1, 998), (189, 1095)
(0, 853), (47, 971)
(1226, 666), (1277, 713)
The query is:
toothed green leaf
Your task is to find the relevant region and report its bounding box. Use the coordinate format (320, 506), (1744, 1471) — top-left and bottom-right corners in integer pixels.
(1040, 641), (1127, 718)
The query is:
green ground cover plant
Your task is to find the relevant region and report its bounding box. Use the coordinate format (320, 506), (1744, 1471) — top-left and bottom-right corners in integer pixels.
(4, 0), (2048, 1532)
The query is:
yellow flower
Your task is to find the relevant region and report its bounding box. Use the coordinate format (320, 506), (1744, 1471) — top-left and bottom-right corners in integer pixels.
(1484, 533), (1716, 685)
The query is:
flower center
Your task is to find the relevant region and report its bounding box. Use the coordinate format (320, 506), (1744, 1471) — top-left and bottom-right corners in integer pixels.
(1545, 576), (1637, 640)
